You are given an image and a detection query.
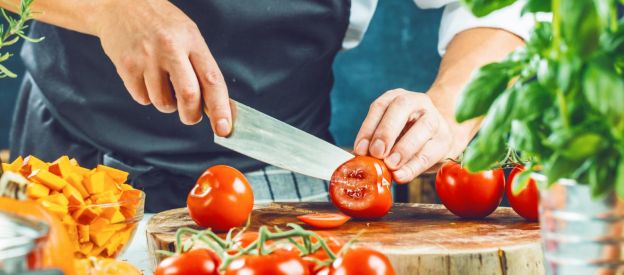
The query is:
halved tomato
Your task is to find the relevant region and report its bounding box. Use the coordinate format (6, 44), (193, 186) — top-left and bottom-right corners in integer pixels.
(329, 156), (392, 219)
(297, 213), (350, 229)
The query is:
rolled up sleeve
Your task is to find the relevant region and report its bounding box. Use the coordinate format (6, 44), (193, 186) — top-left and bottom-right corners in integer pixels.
(416, 0), (534, 56)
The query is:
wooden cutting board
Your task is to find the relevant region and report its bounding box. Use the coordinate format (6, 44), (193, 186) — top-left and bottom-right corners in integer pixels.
(146, 202), (544, 275)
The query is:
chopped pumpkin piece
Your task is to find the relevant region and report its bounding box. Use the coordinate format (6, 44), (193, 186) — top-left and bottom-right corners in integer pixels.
(84, 171), (114, 195)
(37, 200), (68, 216)
(79, 242), (94, 255)
(72, 206), (101, 224)
(23, 155), (47, 170)
(96, 165), (129, 184)
(64, 173), (89, 198)
(89, 217), (110, 232)
(78, 225), (90, 243)
(26, 183), (50, 199)
(90, 229), (115, 247)
(41, 193), (69, 206)
(63, 184), (85, 206)
(109, 210), (126, 224)
(29, 169), (68, 191)
(8, 156), (24, 171)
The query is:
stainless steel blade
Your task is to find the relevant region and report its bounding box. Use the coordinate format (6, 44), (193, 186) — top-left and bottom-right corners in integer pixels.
(214, 101), (354, 181)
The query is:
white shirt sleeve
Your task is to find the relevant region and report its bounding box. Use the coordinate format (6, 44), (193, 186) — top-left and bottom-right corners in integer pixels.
(343, 0), (378, 49)
(427, 0), (534, 55)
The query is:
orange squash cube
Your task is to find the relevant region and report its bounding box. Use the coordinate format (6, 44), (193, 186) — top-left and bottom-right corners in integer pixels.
(78, 225), (90, 243)
(62, 184), (85, 206)
(29, 169), (68, 191)
(64, 173), (89, 198)
(72, 206), (101, 224)
(26, 183), (50, 199)
(96, 165), (129, 184)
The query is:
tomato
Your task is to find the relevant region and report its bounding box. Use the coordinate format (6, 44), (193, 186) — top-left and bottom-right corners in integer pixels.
(297, 213), (350, 229)
(155, 249), (220, 275)
(0, 197), (76, 275)
(187, 165), (254, 232)
(435, 161), (505, 219)
(225, 249), (310, 275)
(304, 235), (343, 273)
(329, 156), (392, 219)
(328, 247), (394, 275)
(506, 166), (539, 221)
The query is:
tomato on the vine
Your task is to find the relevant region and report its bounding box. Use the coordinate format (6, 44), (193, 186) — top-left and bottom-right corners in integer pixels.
(297, 213), (350, 229)
(506, 165), (539, 221)
(187, 165), (254, 232)
(154, 249), (220, 275)
(225, 249), (309, 275)
(435, 161), (505, 219)
(329, 156), (392, 219)
(328, 247), (395, 275)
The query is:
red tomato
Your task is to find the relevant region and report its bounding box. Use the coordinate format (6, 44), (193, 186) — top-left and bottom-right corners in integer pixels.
(154, 249), (220, 275)
(225, 249), (310, 275)
(329, 156), (393, 219)
(187, 165), (254, 232)
(435, 161), (505, 219)
(297, 213), (351, 229)
(329, 247), (395, 275)
(506, 166), (539, 221)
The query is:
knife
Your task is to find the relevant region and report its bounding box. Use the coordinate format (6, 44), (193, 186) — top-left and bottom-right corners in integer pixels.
(214, 100), (354, 181)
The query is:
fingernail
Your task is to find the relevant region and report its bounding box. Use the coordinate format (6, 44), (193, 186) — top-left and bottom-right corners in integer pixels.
(370, 139), (385, 157)
(394, 169), (407, 181)
(354, 139), (369, 155)
(216, 118), (230, 136)
(386, 152), (401, 168)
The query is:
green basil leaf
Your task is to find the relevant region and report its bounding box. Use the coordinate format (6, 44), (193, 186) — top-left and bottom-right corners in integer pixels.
(460, 0), (518, 17)
(543, 153), (582, 185)
(616, 159), (624, 199)
(589, 156), (615, 199)
(583, 61), (624, 127)
(509, 119), (542, 154)
(546, 128), (604, 160)
(513, 82), (553, 121)
(455, 61), (520, 122)
(522, 0), (551, 14)
(512, 168), (534, 195)
(560, 0), (602, 58)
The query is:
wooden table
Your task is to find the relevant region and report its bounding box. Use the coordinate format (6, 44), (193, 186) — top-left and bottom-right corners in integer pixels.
(147, 202), (544, 275)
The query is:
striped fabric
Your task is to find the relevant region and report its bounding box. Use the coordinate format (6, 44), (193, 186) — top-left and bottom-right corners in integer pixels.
(245, 166), (330, 204)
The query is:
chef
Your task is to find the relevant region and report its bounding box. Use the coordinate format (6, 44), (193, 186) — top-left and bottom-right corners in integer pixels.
(4, 0), (531, 211)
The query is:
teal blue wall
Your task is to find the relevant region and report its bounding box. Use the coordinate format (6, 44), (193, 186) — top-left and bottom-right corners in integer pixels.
(0, 0), (442, 150)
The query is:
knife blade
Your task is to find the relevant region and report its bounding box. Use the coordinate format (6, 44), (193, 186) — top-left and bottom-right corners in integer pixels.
(214, 100), (354, 181)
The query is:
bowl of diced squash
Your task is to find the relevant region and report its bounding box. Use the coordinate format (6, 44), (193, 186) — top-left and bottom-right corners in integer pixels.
(1, 155), (145, 259)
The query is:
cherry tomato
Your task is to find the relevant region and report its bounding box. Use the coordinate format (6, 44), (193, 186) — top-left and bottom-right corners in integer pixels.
(506, 165), (539, 221)
(304, 235), (343, 273)
(435, 161), (505, 219)
(187, 165), (254, 232)
(329, 156), (393, 219)
(225, 249), (310, 275)
(155, 249), (220, 275)
(297, 213), (351, 229)
(329, 247), (395, 275)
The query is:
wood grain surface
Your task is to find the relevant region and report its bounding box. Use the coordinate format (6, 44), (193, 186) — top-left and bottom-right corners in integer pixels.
(147, 202), (544, 275)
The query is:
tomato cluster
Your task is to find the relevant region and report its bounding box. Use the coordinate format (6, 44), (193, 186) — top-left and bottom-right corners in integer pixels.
(154, 226), (395, 275)
(435, 161), (539, 221)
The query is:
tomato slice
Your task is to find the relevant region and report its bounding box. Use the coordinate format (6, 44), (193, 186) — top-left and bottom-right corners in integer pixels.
(297, 213), (350, 229)
(329, 156), (393, 219)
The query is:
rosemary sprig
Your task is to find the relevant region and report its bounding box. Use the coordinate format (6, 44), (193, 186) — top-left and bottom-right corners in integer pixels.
(0, 0), (43, 78)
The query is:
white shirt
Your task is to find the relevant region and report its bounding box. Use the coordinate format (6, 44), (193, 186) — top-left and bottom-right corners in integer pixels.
(345, 0), (533, 55)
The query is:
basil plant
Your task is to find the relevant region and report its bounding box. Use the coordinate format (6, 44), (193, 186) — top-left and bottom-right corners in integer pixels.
(455, 0), (624, 198)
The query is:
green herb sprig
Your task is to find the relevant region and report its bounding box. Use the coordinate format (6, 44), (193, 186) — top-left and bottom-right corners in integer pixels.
(456, 0), (624, 198)
(0, 0), (43, 78)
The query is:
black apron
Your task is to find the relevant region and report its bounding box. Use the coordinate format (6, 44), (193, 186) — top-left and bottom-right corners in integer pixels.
(10, 0), (351, 211)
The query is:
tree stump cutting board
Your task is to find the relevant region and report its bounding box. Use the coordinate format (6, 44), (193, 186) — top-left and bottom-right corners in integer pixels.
(147, 202), (543, 275)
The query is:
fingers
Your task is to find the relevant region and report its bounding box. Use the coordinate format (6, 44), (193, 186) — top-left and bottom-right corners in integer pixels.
(167, 55), (203, 125)
(116, 62), (150, 106)
(368, 95), (420, 159)
(190, 47), (231, 136)
(384, 112), (439, 170)
(144, 68), (176, 113)
(353, 89), (404, 155)
(393, 138), (448, 184)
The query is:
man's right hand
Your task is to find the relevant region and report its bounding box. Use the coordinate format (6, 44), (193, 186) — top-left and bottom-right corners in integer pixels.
(93, 0), (232, 135)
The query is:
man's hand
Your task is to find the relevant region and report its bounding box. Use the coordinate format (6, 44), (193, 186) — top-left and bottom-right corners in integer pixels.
(354, 89), (455, 183)
(93, 0), (232, 135)
(354, 28), (525, 183)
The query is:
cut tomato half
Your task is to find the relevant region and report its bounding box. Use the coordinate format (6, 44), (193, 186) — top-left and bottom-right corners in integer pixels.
(297, 213), (351, 229)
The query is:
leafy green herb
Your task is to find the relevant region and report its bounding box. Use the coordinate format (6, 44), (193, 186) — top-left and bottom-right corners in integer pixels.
(457, 0), (624, 198)
(0, 0), (43, 78)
